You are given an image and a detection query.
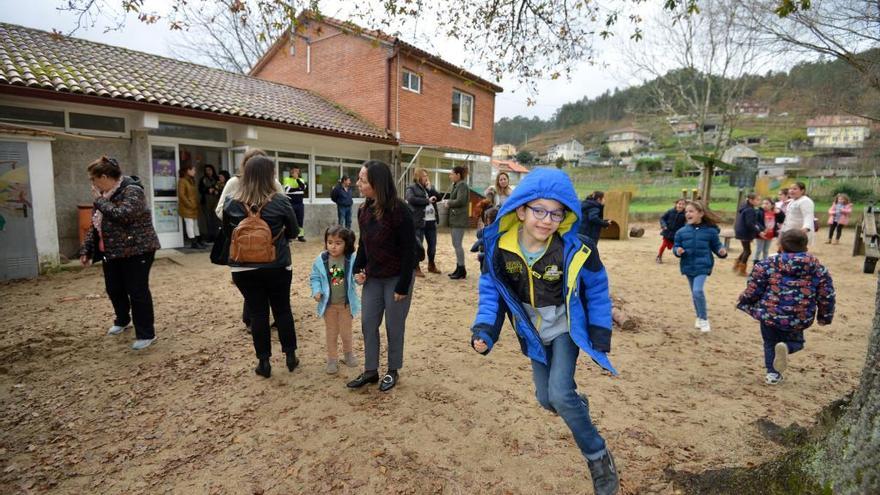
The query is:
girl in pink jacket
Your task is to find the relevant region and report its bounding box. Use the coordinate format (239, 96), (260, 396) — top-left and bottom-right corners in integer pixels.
(826, 194), (852, 245)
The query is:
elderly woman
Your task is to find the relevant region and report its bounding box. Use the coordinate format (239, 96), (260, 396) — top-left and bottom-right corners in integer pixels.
(80, 156), (161, 350)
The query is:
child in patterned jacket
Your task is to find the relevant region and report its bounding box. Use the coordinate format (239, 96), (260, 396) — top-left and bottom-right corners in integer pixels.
(737, 230), (835, 385)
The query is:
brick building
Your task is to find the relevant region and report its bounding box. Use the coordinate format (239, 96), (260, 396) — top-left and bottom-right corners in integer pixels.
(250, 12), (502, 193)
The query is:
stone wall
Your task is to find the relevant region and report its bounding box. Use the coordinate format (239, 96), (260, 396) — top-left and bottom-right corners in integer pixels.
(52, 135), (137, 257)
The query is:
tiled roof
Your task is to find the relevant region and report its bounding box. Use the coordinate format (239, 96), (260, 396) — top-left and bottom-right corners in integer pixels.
(492, 159), (529, 174)
(0, 23), (393, 142)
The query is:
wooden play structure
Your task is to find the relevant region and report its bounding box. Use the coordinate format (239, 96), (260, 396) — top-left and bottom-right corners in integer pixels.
(853, 202), (880, 274)
(599, 190), (633, 240)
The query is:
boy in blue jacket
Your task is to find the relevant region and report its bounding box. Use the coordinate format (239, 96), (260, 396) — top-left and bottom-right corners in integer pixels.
(470, 168), (619, 495)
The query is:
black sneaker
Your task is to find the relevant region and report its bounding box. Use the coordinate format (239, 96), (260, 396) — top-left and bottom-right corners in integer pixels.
(255, 358), (271, 378)
(587, 449), (619, 495)
(297, 236), (306, 242)
(286, 352), (299, 372)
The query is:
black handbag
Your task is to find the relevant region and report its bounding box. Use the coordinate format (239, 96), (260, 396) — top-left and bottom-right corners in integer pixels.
(210, 214), (230, 265)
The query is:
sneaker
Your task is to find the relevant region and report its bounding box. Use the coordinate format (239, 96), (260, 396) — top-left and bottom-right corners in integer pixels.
(131, 338), (156, 350)
(587, 449), (620, 495)
(694, 318), (701, 329)
(698, 319), (711, 333)
(765, 372), (784, 385)
(325, 359), (339, 374)
(773, 342), (788, 373)
(107, 324), (131, 336)
(655, 256), (663, 264)
(341, 352), (359, 368)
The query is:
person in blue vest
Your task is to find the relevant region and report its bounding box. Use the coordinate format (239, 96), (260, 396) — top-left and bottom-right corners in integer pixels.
(330, 175), (354, 229)
(469, 168), (619, 495)
(283, 167), (308, 241)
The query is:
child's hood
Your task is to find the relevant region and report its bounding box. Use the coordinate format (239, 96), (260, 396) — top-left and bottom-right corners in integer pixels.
(768, 252), (824, 276)
(494, 168), (581, 236)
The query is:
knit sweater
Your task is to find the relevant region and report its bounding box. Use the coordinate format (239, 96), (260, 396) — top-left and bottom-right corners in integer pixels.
(353, 198), (417, 295)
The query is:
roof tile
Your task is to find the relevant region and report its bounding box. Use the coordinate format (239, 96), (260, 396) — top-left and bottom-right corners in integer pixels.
(0, 23), (391, 142)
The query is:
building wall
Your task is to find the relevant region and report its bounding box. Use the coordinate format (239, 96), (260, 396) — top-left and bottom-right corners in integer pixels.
(809, 126), (870, 148)
(52, 135), (137, 257)
(395, 52), (496, 156)
(27, 140), (60, 271)
(252, 24), (497, 157)
(252, 24), (390, 131)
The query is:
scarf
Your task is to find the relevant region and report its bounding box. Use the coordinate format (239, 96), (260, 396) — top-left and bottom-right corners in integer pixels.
(92, 178), (123, 252)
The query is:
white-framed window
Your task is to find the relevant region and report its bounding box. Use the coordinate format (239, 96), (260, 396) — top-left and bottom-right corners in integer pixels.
(0, 104), (127, 137)
(402, 69), (421, 93)
(451, 89), (473, 129)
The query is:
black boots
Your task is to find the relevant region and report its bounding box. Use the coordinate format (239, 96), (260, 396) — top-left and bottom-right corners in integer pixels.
(448, 265), (467, 280)
(188, 236), (208, 249)
(587, 449), (620, 495)
(286, 352), (299, 372)
(255, 357), (271, 378)
(346, 370), (380, 388)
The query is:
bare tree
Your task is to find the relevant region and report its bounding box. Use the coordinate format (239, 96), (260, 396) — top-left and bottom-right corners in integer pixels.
(168, 1), (291, 74)
(624, 0), (770, 202)
(56, 0), (699, 93)
(747, 0), (880, 118)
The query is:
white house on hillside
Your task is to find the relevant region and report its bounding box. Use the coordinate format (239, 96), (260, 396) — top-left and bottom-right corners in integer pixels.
(606, 128), (649, 155)
(547, 139), (584, 164)
(806, 115), (871, 149)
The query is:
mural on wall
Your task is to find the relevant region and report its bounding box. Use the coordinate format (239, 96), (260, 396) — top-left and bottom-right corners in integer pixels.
(0, 160), (32, 232)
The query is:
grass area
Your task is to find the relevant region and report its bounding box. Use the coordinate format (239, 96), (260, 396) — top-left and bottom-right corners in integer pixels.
(566, 167), (859, 215)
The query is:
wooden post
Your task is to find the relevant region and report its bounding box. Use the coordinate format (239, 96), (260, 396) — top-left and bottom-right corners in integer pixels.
(736, 188), (745, 211)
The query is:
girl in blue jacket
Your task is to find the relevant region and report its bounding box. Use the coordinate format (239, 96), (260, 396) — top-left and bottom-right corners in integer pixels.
(309, 225), (361, 374)
(673, 201), (728, 332)
(470, 168), (619, 495)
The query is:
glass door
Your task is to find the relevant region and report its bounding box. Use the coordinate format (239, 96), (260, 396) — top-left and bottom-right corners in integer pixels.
(150, 143), (182, 248)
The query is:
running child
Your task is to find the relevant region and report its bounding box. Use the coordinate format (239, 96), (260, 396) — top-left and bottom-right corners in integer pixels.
(310, 225), (361, 374)
(673, 201), (728, 332)
(754, 198), (784, 262)
(657, 198), (687, 263)
(470, 168), (619, 495)
(737, 230), (835, 384)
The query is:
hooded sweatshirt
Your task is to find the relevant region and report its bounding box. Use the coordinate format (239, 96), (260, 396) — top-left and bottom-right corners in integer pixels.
(737, 252), (835, 331)
(471, 168), (615, 373)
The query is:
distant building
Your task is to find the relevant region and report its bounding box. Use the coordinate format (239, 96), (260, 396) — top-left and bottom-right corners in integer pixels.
(492, 143), (517, 159)
(722, 144), (759, 166)
(806, 115), (871, 149)
(547, 138), (584, 164)
(606, 128), (650, 155)
(671, 120), (698, 137)
(732, 100), (770, 118)
(491, 159), (529, 184)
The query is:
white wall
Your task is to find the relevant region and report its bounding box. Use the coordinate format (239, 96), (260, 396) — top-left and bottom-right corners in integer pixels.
(27, 139), (60, 271)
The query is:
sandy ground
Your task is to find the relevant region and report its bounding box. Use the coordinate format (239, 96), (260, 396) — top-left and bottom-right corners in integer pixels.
(0, 224), (876, 494)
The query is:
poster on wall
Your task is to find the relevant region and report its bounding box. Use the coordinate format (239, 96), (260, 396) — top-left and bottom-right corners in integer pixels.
(152, 159), (177, 196)
(153, 202), (179, 234)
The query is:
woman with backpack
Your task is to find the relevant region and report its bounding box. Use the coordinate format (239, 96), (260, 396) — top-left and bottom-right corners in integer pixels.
(222, 155), (300, 378)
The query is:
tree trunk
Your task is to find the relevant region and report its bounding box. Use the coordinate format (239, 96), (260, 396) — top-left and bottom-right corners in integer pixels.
(814, 276), (880, 493)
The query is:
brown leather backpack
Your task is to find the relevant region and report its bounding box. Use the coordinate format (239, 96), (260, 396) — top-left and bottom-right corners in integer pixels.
(229, 204), (283, 264)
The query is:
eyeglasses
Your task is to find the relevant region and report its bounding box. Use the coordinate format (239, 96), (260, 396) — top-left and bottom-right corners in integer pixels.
(526, 205), (566, 223)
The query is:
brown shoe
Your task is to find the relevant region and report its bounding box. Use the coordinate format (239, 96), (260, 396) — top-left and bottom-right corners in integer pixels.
(732, 261), (742, 273)
(428, 261), (441, 274)
(414, 265), (425, 277)
(825, 239), (832, 244)
(738, 261), (748, 276)
(832, 239), (840, 245)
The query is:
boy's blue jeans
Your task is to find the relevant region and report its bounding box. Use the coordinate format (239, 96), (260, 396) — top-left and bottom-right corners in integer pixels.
(761, 322), (805, 373)
(686, 274), (708, 319)
(531, 332), (606, 460)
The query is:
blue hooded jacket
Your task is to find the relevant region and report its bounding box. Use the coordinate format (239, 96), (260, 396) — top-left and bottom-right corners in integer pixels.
(470, 168), (616, 374)
(673, 223), (727, 276)
(309, 252), (361, 318)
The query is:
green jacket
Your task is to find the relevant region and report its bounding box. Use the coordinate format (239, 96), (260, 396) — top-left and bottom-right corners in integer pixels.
(447, 181), (470, 228)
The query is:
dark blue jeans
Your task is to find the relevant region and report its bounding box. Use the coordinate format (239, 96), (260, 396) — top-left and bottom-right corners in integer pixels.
(337, 205), (352, 229)
(531, 332), (606, 460)
(761, 322), (805, 373)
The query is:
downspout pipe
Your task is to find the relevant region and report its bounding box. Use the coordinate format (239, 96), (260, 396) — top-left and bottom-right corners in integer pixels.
(385, 44), (399, 133)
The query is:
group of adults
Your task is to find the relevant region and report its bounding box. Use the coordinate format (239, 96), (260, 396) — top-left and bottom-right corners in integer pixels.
(177, 162), (230, 249)
(79, 152), (419, 392)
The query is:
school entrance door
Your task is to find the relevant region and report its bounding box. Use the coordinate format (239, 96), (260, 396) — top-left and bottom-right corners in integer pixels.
(0, 141), (38, 280)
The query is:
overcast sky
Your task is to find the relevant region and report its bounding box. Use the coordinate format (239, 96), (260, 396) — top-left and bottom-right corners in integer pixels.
(0, 1), (691, 121)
